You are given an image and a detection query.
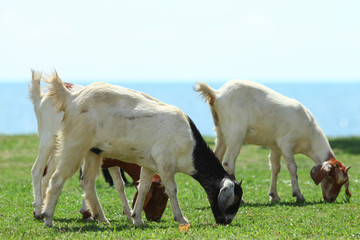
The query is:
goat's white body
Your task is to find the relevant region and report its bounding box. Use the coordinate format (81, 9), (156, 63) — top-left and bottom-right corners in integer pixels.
(196, 80), (334, 202)
(29, 73), (131, 220)
(215, 80), (330, 161)
(61, 83), (197, 175)
(42, 81), (196, 226)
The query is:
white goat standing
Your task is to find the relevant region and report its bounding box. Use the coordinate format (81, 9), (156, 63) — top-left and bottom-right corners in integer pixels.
(41, 72), (243, 227)
(29, 71), (132, 221)
(195, 80), (351, 203)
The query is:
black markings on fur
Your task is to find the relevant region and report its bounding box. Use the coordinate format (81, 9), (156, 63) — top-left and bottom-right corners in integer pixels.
(79, 167), (84, 181)
(90, 147), (103, 155)
(102, 169), (113, 186)
(187, 116), (243, 225)
(43, 166), (48, 177)
(188, 116), (228, 182)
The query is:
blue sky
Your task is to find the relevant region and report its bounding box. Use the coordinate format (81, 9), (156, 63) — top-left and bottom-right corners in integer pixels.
(1, 0), (359, 82)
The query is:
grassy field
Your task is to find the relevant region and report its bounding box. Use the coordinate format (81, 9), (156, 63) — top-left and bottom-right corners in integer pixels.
(0, 135), (359, 239)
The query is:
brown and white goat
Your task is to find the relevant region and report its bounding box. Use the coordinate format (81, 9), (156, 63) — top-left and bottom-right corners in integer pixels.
(41, 72), (243, 227)
(29, 71), (168, 222)
(195, 80), (351, 203)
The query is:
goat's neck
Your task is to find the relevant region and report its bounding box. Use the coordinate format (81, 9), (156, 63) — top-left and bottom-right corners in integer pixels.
(187, 116), (230, 197)
(306, 129), (334, 164)
(191, 148), (229, 198)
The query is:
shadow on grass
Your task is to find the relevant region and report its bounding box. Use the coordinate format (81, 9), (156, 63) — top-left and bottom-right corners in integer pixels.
(329, 137), (360, 155)
(48, 217), (173, 233)
(243, 200), (346, 208)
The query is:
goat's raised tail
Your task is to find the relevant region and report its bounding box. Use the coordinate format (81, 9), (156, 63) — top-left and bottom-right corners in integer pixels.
(29, 70), (43, 106)
(194, 82), (217, 105)
(44, 71), (72, 112)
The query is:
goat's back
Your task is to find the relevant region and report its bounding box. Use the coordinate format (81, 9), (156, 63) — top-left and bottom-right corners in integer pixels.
(58, 82), (195, 174)
(214, 80), (321, 146)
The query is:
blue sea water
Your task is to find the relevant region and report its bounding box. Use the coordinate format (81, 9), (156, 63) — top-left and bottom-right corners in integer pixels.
(1, 81), (360, 137)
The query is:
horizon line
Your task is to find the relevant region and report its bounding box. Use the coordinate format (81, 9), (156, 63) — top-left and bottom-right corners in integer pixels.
(1, 77), (360, 84)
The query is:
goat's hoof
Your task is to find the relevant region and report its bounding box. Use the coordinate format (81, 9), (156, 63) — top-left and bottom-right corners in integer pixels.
(269, 192), (281, 202)
(296, 196), (305, 203)
(122, 210), (132, 220)
(133, 219), (144, 226)
(44, 218), (54, 227)
(80, 210), (93, 220)
(293, 192), (305, 203)
(270, 198), (281, 203)
(33, 211), (43, 220)
(97, 219), (110, 225)
(84, 216), (94, 221)
(175, 217), (189, 225)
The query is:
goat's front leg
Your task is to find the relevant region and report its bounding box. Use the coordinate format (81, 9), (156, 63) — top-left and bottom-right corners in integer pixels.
(159, 170), (189, 225)
(108, 167), (132, 220)
(282, 152), (305, 202)
(131, 167), (154, 225)
(78, 163), (93, 220)
(79, 194), (93, 220)
(81, 153), (109, 225)
(268, 149), (281, 202)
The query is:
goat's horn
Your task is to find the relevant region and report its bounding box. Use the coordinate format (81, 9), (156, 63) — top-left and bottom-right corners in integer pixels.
(346, 166), (351, 172)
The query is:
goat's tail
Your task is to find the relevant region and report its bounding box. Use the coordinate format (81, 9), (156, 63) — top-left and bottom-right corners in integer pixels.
(29, 70), (44, 106)
(44, 71), (72, 112)
(194, 82), (217, 105)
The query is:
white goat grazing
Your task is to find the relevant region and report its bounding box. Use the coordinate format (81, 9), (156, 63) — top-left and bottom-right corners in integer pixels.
(29, 71), (132, 221)
(195, 80), (351, 203)
(41, 72), (243, 227)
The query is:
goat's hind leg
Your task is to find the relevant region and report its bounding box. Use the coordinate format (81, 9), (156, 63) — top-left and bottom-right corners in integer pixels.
(41, 147), (84, 226)
(222, 129), (245, 178)
(31, 135), (54, 219)
(80, 153), (110, 225)
(214, 131), (226, 162)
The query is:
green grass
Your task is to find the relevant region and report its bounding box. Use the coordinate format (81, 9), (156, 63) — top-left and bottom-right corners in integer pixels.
(0, 135), (359, 239)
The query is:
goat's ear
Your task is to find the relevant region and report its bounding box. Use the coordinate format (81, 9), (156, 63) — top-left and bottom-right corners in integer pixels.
(218, 179), (235, 212)
(311, 163), (333, 185)
(345, 180), (351, 198)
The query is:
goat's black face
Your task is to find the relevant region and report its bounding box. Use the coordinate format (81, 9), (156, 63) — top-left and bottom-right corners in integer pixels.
(210, 178), (243, 225)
